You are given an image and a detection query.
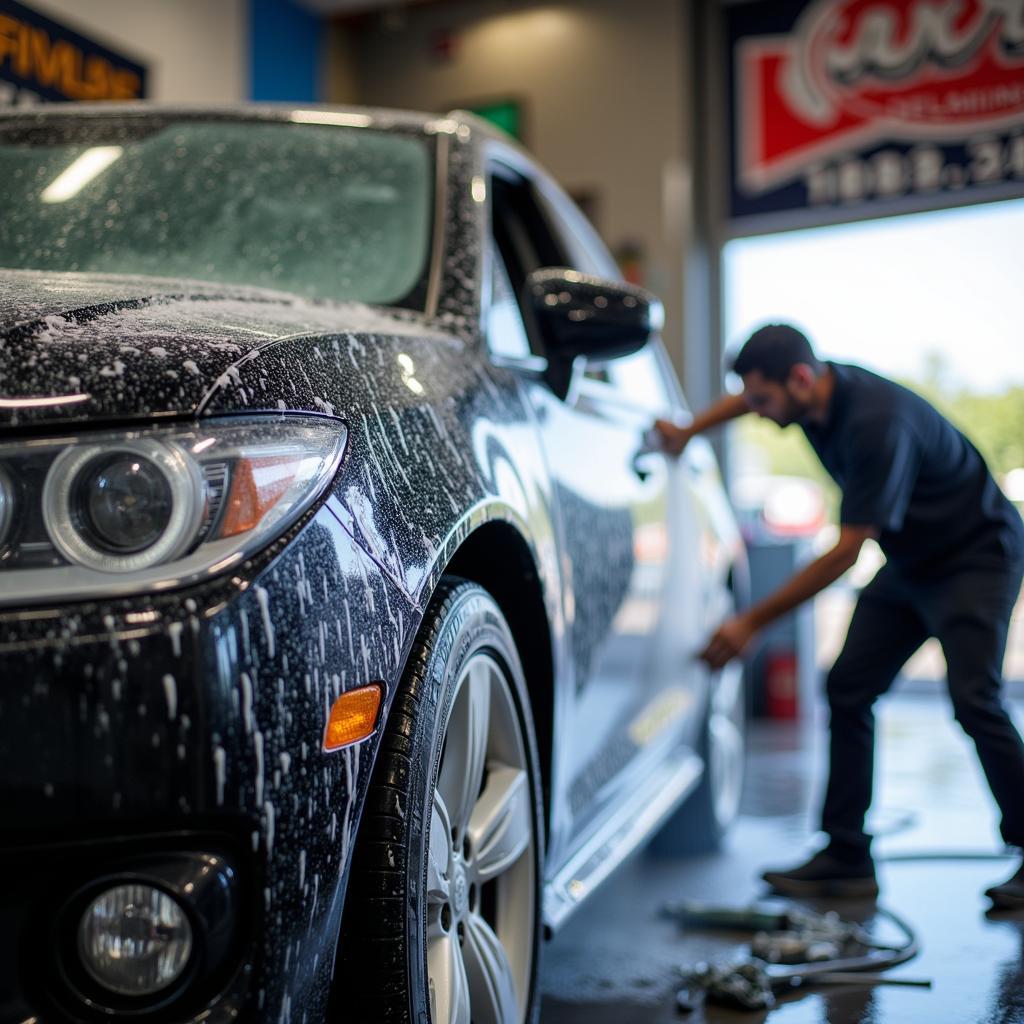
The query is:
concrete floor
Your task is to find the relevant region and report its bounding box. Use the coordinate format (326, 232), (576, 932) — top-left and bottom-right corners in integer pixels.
(539, 688), (1024, 1023)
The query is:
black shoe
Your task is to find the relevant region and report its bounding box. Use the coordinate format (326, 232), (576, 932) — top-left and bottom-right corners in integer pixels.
(761, 849), (879, 898)
(985, 859), (1024, 910)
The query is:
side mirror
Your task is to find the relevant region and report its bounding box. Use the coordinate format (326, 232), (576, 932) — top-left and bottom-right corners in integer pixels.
(525, 268), (664, 366)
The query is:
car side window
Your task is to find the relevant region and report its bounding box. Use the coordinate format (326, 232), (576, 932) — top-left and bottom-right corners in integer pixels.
(602, 345), (675, 411)
(533, 179), (617, 279)
(486, 242), (532, 360)
(529, 180), (615, 386)
(532, 176), (675, 411)
(489, 170), (568, 360)
(488, 160), (675, 412)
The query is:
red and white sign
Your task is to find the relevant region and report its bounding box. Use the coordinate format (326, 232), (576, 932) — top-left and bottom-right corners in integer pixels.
(737, 0), (1024, 193)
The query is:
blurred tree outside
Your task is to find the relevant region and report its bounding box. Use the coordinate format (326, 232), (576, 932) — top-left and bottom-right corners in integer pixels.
(910, 352), (1024, 485)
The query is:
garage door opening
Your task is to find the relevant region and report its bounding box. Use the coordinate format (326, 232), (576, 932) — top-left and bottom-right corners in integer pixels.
(724, 197), (1024, 688)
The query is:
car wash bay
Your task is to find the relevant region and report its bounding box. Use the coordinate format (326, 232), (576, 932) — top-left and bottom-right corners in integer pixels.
(3, 1), (1023, 1022)
(539, 690), (1024, 1023)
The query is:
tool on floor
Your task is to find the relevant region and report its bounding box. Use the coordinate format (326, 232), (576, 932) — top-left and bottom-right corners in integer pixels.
(667, 900), (925, 1013)
(662, 900), (790, 931)
(804, 972), (932, 987)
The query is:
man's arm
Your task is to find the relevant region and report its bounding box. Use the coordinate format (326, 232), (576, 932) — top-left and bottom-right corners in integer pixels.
(700, 524), (878, 669)
(654, 393), (749, 456)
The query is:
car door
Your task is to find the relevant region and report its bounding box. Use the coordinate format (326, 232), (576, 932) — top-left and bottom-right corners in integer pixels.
(486, 154), (703, 861)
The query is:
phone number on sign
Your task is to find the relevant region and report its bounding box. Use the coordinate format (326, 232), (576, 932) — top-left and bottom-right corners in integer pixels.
(804, 134), (1024, 206)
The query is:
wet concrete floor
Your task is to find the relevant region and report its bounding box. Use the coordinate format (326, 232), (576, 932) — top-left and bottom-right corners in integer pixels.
(539, 689), (1024, 1024)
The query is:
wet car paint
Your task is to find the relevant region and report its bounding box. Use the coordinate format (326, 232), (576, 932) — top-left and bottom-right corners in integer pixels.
(1, 506), (410, 1020)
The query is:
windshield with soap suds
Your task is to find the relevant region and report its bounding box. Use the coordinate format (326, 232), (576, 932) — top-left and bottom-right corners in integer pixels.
(0, 115), (435, 309)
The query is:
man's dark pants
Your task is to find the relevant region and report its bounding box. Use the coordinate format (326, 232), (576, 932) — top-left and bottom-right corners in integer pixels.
(822, 555), (1024, 857)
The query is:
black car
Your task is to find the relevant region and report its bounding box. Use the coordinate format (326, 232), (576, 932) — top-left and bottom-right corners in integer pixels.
(0, 105), (746, 1024)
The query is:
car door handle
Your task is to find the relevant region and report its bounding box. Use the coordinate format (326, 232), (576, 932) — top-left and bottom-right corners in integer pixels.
(631, 449), (662, 482)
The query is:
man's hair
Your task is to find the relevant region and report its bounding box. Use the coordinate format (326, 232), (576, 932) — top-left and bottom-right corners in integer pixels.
(730, 324), (823, 383)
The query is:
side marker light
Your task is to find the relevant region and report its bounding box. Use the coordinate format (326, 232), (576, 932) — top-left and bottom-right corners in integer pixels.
(323, 684), (384, 751)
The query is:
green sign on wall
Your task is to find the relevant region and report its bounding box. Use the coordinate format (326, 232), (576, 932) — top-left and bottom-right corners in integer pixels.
(468, 99), (522, 141)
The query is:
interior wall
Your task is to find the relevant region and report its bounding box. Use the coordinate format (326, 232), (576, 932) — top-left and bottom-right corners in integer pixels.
(23, 0), (248, 103)
(326, 0), (696, 387)
(323, 16), (361, 103)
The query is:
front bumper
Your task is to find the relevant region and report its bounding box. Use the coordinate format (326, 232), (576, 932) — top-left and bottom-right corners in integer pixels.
(0, 505), (416, 1023)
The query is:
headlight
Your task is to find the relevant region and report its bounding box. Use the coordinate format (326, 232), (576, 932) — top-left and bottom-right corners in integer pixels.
(44, 440), (204, 572)
(78, 884), (193, 997)
(0, 415), (346, 604)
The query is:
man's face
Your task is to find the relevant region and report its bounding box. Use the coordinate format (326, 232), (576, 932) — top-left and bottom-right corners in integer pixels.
(741, 368), (814, 426)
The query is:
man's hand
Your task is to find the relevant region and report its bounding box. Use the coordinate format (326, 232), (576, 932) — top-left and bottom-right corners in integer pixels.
(700, 614), (758, 669)
(652, 418), (693, 458)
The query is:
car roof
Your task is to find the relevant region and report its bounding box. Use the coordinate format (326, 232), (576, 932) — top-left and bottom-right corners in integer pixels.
(0, 101), (514, 143)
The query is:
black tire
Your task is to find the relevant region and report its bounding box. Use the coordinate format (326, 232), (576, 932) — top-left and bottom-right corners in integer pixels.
(335, 578), (544, 1024)
(650, 663), (746, 857)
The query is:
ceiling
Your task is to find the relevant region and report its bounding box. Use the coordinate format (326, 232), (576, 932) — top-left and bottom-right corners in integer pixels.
(294, 0), (440, 14)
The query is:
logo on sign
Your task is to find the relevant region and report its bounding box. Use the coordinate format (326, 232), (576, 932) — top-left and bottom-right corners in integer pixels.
(738, 0), (1024, 192)
(0, 0), (147, 105)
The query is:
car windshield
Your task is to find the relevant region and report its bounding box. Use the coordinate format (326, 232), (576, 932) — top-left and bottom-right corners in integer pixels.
(0, 115), (435, 309)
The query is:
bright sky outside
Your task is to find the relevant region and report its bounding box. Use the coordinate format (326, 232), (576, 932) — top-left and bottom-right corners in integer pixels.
(724, 197), (1024, 395)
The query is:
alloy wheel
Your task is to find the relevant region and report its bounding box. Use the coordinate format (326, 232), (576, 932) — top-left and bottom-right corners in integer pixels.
(426, 653), (536, 1024)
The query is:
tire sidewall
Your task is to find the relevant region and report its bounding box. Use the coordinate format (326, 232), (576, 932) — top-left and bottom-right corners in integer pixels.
(404, 583), (544, 1024)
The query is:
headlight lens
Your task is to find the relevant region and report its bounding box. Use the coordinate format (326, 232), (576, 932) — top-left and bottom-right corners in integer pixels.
(44, 440), (204, 572)
(0, 415), (346, 603)
(82, 456), (174, 551)
(78, 884), (193, 997)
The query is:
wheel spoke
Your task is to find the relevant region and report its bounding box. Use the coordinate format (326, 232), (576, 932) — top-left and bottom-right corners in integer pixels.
(711, 717), (744, 786)
(428, 931), (472, 1024)
(463, 911), (520, 1024)
(713, 663), (742, 717)
(710, 665), (745, 824)
(428, 791), (453, 906)
(468, 765), (531, 883)
(711, 715), (743, 755)
(438, 659), (492, 838)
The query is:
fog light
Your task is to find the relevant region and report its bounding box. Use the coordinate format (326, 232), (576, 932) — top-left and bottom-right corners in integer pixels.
(77, 884), (193, 997)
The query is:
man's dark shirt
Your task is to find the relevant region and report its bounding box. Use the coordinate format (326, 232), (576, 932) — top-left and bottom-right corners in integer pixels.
(801, 362), (1024, 576)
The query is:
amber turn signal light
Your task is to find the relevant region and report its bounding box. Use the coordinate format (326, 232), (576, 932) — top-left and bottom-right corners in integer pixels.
(323, 684), (384, 751)
(220, 456), (300, 538)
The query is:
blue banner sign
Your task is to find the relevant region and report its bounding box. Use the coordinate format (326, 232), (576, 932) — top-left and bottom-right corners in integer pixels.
(0, 0), (147, 105)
